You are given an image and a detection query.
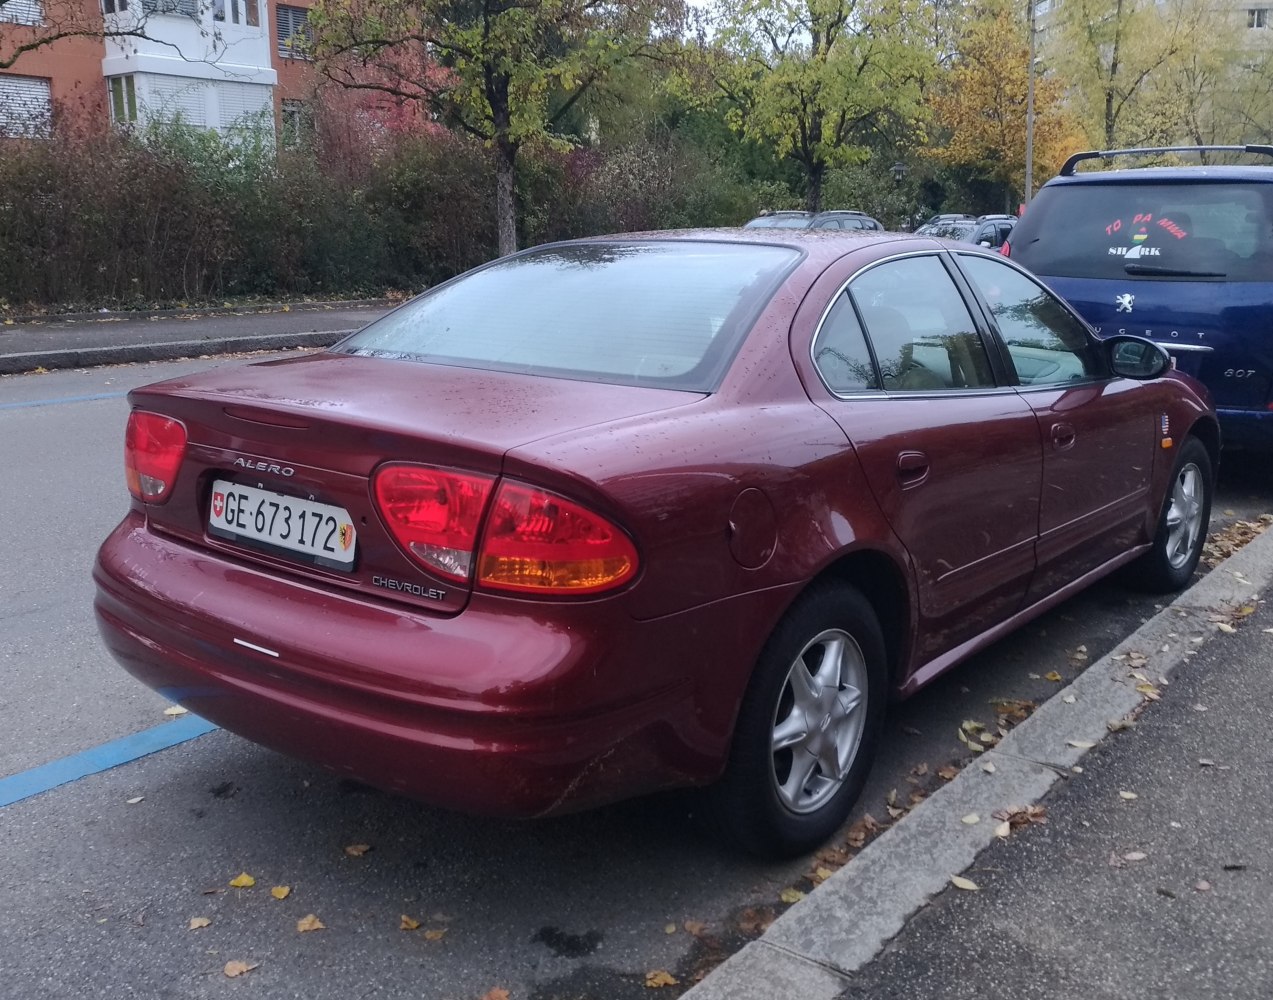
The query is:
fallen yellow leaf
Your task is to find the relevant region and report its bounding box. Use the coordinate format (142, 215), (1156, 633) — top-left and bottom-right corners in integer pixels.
(229, 873), (255, 888)
(223, 961), (259, 978)
(950, 875), (980, 891)
(162, 705), (188, 716)
(1217, 622), (1237, 634)
(478, 990), (510, 1000)
(1044, 671), (1063, 682)
(400, 914), (421, 931)
(188, 917), (211, 930)
(961, 814), (980, 825)
(422, 928), (447, 941)
(1067, 739), (1096, 749)
(344, 843), (371, 857)
(645, 970), (679, 988)
(663, 923), (676, 935)
(779, 888), (805, 904)
(994, 821), (1011, 838)
(296, 913), (326, 932)
(271, 886), (291, 900)
(683, 920), (708, 936)
(1119, 791), (1138, 801)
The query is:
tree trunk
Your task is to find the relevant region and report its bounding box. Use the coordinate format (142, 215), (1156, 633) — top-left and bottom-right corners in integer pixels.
(805, 161), (825, 213)
(495, 139), (518, 257)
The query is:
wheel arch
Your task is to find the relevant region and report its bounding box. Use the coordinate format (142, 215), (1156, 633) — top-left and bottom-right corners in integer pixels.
(1186, 416), (1221, 479)
(808, 548), (913, 695)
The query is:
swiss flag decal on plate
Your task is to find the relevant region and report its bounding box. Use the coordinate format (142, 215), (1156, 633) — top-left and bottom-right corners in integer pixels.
(212, 492), (225, 519)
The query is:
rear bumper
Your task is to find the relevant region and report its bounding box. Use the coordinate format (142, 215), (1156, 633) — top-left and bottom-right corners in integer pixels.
(94, 513), (789, 817)
(1217, 407), (1273, 450)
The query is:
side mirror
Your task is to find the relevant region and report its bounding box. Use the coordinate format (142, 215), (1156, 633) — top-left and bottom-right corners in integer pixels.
(977, 240), (993, 247)
(1107, 335), (1171, 379)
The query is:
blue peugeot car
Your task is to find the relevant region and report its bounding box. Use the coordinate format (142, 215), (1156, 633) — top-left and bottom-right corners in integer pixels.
(1005, 145), (1273, 450)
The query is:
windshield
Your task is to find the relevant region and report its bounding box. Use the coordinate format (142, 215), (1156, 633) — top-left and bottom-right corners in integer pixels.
(336, 242), (801, 391)
(1011, 180), (1273, 282)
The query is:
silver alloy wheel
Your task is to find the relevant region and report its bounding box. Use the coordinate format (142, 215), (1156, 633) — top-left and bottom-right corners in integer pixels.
(1164, 461), (1205, 570)
(769, 627), (869, 814)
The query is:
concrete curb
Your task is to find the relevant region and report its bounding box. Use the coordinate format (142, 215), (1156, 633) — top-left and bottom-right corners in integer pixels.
(0, 330), (351, 376)
(686, 527), (1273, 999)
(3, 299), (396, 325)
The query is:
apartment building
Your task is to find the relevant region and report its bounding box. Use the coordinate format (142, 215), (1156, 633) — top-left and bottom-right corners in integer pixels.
(0, 0), (318, 137)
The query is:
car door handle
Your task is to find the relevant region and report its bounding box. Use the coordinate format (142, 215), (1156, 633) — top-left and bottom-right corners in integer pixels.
(1051, 422), (1076, 450)
(896, 450), (930, 489)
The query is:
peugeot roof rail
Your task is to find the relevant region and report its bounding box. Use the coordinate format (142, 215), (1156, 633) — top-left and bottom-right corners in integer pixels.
(1060, 144), (1273, 176)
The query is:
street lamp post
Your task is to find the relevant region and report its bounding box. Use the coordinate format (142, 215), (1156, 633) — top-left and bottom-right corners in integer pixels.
(1025, 0), (1037, 210)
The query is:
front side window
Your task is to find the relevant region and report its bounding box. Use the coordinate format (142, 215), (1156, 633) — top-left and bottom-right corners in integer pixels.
(102, 0), (129, 11)
(337, 242), (801, 392)
(847, 255), (997, 391)
(959, 254), (1102, 386)
(1249, 7), (1268, 28)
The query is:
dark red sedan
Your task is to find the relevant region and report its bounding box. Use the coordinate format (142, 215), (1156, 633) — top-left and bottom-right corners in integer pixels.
(94, 231), (1217, 858)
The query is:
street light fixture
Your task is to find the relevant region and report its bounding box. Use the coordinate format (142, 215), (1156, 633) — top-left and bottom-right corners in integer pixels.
(891, 161), (908, 185)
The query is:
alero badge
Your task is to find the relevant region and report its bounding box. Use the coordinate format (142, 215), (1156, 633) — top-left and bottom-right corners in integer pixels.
(1115, 293), (1135, 314)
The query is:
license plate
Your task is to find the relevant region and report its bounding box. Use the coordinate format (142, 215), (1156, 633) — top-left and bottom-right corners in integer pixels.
(208, 480), (356, 570)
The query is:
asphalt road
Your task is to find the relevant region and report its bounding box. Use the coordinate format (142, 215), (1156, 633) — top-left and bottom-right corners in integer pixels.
(1, 357), (1270, 1000)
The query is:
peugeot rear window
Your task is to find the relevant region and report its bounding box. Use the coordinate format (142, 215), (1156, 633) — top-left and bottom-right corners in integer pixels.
(337, 242), (800, 391)
(1012, 181), (1273, 282)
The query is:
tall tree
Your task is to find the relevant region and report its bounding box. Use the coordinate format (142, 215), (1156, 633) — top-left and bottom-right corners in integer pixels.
(704, 0), (931, 212)
(311, 0), (685, 255)
(1045, 0), (1216, 148)
(927, 0), (1080, 205)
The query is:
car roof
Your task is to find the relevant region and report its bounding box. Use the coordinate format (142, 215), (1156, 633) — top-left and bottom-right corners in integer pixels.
(1044, 164), (1273, 187)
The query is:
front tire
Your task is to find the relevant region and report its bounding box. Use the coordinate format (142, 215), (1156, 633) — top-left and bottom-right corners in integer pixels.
(710, 584), (887, 859)
(1125, 436), (1212, 593)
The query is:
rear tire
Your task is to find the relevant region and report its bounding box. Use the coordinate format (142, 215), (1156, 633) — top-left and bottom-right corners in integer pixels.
(709, 584), (886, 859)
(1124, 436), (1212, 593)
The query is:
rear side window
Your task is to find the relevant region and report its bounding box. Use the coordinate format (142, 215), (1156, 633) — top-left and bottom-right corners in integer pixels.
(338, 242), (800, 391)
(1012, 181), (1273, 282)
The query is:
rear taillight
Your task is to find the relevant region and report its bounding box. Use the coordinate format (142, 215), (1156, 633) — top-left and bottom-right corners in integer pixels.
(373, 465), (639, 595)
(124, 410), (187, 503)
(477, 482), (638, 595)
(999, 241), (1011, 258)
(373, 464), (495, 582)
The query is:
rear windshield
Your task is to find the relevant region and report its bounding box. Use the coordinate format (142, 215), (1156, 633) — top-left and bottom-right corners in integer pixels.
(1012, 180), (1273, 282)
(917, 222), (976, 240)
(745, 216), (812, 229)
(336, 242), (800, 391)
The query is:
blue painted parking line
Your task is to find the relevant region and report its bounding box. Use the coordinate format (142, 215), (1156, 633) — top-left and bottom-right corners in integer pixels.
(0, 715), (218, 808)
(0, 391), (128, 411)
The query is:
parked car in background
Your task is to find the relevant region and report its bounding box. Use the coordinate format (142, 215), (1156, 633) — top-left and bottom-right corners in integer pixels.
(916, 214), (1017, 248)
(1004, 144), (1273, 451)
(745, 209), (884, 231)
(95, 229), (1216, 860)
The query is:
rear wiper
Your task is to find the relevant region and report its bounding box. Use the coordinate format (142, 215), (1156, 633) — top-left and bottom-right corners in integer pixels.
(1124, 263), (1226, 277)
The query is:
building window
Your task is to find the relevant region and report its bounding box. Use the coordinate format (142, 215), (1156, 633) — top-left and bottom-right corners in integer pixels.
(276, 4), (313, 59)
(0, 74), (52, 138)
(281, 98), (314, 147)
(1250, 8), (1269, 28)
(141, 0), (198, 16)
(213, 0), (256, 24)
(109, 75), (138, 125)
(1, 0), (43, 24)
(101, 0), (129, 13)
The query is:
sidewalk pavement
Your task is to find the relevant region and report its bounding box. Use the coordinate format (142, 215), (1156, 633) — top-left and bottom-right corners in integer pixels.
(6, 298), (1270, 998)
(687, 526), (1273, 1000)
(0, 301), (391, 376)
